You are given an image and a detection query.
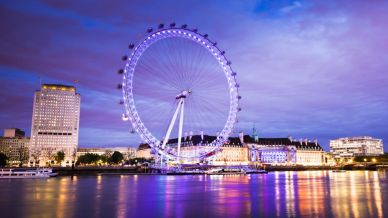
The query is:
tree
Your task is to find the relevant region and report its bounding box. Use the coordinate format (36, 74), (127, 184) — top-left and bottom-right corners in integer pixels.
(102, 151), (112, 163)
(0, 153), (8, 167)
(109, 151), (124, 164)
(76, 153), (101, 165)
(30, 148), (41, 166)
(16, 144), (29, 167)
(46, 149), (55, 166)
(54, 151), (65, 165)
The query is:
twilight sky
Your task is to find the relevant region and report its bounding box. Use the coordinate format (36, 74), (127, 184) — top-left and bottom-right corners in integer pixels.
(0, 0), (388, 151)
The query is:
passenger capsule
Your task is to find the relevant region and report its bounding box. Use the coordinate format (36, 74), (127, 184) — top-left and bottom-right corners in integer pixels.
(122, 114), (129, 121)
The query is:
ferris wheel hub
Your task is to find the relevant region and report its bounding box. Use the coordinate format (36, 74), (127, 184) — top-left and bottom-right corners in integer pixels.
(175, 89), (192, 99)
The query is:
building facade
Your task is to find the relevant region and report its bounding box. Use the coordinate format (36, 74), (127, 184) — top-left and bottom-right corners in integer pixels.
(29, 84), (81, 166)
(246, 136), (324, 166)
(0, 128), (29, 166)
(136, 134), (325, 166)
(137, 143), (153, 159)
(330, 136), (384, 159)
(77, 147), (136, 160)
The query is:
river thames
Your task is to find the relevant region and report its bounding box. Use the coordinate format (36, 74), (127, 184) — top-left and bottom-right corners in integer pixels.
(0, 171), (387, 218)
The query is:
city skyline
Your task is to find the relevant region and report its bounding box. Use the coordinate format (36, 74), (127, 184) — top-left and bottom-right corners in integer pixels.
(1, 1), (388, 151)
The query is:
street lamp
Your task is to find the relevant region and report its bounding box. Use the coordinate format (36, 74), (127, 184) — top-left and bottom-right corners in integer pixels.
(372, 158), (377, 163)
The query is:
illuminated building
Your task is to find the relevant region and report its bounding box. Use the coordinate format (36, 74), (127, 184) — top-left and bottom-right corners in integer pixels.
(135, 134), (325, 166)
(29, 84), (81, 166)
(136, 143), (153, 159)
(135, 135), (249, 165)
(330, 136), (384, 159)
(246, 135), (325, 166)
(76, 147), (136, 160)
(176, 135), (249, 165)
(0, 128), (29, 166)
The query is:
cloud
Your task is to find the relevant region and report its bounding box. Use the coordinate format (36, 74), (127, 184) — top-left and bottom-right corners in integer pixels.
(1, 0), (388, 151)
(280, 1), (302, 14)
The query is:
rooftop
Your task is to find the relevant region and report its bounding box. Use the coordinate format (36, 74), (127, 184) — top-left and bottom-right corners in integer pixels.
(41, 84), (76, 92)
(137, 135), (323, 150)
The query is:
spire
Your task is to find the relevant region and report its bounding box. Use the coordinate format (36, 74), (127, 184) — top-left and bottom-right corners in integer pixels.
(252, 123), (258, 142)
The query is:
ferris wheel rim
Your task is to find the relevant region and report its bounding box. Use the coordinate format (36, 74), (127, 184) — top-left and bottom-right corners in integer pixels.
(122, 26), (240, 160)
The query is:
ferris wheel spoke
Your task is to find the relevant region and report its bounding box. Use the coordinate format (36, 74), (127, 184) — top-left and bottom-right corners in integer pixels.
(137, 55), (181, 90)
(186, 97), (225, 131)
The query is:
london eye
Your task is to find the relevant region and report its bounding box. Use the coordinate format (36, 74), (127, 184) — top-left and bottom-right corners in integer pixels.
(119, 23), (241, 161)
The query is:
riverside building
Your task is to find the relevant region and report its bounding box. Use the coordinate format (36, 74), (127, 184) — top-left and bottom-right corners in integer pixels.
(135, 135), (249, 165)
(0, 128), (29, 166)
(330, 136), (384, 159)
(244, 135), (324, 166)
(137, 143), (153, 159)
(136, 133), (324, 166)
(29, 84), (81, 166)
(171, 135), (249, 165)
(76, 147), (137, 160)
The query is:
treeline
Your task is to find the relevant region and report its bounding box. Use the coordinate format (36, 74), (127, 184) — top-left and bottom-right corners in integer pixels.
(353, 153), (388, 162)
(76, 151), (124, 165)
(0, 153), (7, 167)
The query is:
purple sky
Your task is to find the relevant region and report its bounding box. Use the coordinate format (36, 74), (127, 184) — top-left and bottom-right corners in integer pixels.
(0, 0), (387, 151)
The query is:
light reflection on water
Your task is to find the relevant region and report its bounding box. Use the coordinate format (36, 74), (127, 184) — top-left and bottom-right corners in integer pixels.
(0, 171), (387, 218)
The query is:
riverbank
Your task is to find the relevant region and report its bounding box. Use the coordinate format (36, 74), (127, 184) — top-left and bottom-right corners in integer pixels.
(5, 164), (385, 176)
(45, 164), (386, 176)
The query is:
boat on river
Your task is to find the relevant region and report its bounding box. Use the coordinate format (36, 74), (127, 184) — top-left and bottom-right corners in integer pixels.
(243, 168), (268, 174)
(332, 170), (346, 173)
(205, 168), (245, 175)
(0, 168), (58, 178)
(166, 169), (204, 175)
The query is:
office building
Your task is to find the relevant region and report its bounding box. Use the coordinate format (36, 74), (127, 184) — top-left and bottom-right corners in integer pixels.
(0, 128), (30, 166)
(330, 136), (384, 159)
(29, 84), (81, 166)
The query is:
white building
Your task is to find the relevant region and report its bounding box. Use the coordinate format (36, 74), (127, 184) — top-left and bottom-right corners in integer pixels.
(0, 128), (29, 166)
(136, 134), (326, 166)
(177, 135), (249, 165)
(137, 143), (153, 159)
(29, 84), (81, 166)
(330, 136), (384, 159)
(246, 136), (325, 166)
(76, 147), (136, 160)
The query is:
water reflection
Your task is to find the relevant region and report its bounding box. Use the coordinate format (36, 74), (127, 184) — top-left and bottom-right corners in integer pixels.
(0, 171), (387, 218)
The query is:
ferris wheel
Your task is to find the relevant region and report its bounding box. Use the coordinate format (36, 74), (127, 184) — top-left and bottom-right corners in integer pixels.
(119, 23), (241, 160)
